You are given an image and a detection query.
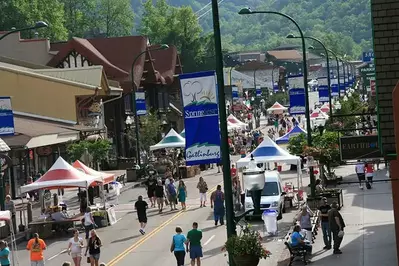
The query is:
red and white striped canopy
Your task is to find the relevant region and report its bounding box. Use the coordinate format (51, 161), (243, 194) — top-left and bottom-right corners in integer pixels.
(320, 103), (332, 113)
(20, 157), (102, 194)
(73, 160), (115, 185)
(310, 108), (329, 119)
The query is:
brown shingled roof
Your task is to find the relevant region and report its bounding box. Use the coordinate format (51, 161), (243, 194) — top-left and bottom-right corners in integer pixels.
(149, 44), (179, 84)
(267, 50), (302, 61)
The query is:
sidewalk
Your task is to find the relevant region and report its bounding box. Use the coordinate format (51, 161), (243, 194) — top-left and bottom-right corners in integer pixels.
(289, 166), (397, 266)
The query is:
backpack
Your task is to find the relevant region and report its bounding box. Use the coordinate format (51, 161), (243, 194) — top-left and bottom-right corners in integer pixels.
(168, 183), (176, 196)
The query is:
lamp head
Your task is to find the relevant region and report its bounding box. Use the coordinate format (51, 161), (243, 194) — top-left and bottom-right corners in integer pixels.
(308, 45), (315, 50)
(320, 53), (325, 57)
(34, 21), (48, 29)
(286, 34), (295, 39)
(160, 44), (169, 50)
(238, 7), (252, 15)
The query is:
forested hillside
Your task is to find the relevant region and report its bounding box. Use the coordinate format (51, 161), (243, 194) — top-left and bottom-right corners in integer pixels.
(132, 0), (372, 58)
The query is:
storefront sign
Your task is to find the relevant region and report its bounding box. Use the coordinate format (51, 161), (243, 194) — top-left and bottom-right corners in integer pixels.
(232, 86), (239, 100)
(135, 92), (147, 116)
(339, 135), (382, 160)
(180, 71), (221, 165)
(288, 75), (306, 115)
(318, 77), (329, 103)
(331, 78), (339, 97)
(256, 86), (261, 97)
(362, 51), (374, 63)
(0, 97), (14, 136)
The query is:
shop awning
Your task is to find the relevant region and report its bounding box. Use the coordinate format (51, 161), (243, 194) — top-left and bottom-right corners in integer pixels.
(2, 116), (80, 148)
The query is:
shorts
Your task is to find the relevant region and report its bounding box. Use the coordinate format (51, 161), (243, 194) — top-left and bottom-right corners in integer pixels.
(31, 261), (45, 266)
(200, 193), (207, 202)
(90, 253), (100, 261)
(189, 245), (203, 259)
(168, 195), (177, 203)
(357, 173), (365, 181)
(147, 190), (155, 198)
(138, 215), (147, 223)
(71, 253), (82, 258)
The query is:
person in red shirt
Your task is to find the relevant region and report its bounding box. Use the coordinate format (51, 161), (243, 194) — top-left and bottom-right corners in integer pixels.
(365, 162), (374, 188)
(230, 164), (237, 178)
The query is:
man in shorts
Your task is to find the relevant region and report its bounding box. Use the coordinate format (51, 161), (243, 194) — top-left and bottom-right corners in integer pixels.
(355, 160), (365, 189)
(134, 195), (148, 235)
(186, 222), (203, 266)
(166, 178), (178, 211)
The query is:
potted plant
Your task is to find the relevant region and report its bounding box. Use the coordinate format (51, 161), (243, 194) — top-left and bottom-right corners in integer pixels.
(222, 225), (271, 266)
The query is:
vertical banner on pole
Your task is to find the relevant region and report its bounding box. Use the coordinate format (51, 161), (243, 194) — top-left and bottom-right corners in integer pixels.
(256, 85), (261, 97)
(344, 77), (349, 91)
(0, 97), (15, 136)
(180, 71), (221, 165)
(339, 77), (345, 95)
(331, 78), (339, 97)
(232, 86), (239, 100)
(288, 75), (306, 115)
(318, 77), (329, 103)
(135, 92), (147, 116)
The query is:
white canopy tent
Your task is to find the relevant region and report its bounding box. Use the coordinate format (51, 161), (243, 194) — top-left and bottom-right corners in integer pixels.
(227, 114), (247, 129)
(0, 211), (17, 265)
(267, 102), (287, 113)
(20, 157), (102, 194)
(150, 128), (185, 151)
(237, 135), (302, 188)
(227, 121), (241, 131)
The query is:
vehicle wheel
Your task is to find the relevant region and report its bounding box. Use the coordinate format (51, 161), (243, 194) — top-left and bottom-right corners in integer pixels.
(277, 206), (283, 220)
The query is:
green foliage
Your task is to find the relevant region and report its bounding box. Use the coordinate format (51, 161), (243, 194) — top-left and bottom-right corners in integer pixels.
(223, 225), (271, 260)
(67, 139), (111, 163)
(311, 132), (340, 165)
(264, 92), (288, 108)
(137, 111), (162, 153)
(287, 133), (307, 156)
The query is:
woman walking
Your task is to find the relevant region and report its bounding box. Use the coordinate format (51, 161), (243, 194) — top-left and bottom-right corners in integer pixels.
(196, 177), (208, 207)
(83, 207), (96, 244)
(170, 226), (186, 266)
(365, 162), (374, 189)
(85, 229), (102, 266)
(67, 229), (84, 266)
(155, 180), (165, 213)
(178, 180), (187, 210)
(26, 233), (46, 266)
(0, 241), (10, 266)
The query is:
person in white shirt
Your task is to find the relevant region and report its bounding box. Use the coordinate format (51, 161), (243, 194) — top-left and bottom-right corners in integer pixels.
(355, 161), (365, 189)
(67, 229), (84, 266)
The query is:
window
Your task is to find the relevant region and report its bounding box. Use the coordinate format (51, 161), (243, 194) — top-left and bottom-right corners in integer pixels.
(246, 182), (279, 197)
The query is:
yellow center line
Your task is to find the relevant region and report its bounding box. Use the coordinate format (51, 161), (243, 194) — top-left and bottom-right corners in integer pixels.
(107, 183), (219, 265)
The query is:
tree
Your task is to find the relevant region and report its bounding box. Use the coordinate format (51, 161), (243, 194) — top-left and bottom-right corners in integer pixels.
(87, 139), (111, 165)
(138, 111), (162, 155)
(264, 93), (289, 108)
(287, 133), (307, 156)
(60, 0), (96, 38)
(67, 141), (88, 162)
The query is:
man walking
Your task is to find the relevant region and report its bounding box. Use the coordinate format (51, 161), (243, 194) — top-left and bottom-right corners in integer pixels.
(134, 195), (148, 235)
(186, 222), (203, 266)
(355, 160), (365, 189)
(318, 197), (331, 249)
(328, 201), (345, 254)
(211, 185), (225, 226)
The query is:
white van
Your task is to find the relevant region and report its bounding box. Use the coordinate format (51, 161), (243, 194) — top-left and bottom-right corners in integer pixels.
(244, 171), (286, 219)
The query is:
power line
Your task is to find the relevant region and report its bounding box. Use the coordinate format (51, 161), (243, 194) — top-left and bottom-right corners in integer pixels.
(197, 0), (225, 20)
(195, 1), (212, 15)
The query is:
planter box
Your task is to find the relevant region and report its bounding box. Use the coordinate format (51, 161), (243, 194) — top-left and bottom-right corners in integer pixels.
(307, 189), (343, 210)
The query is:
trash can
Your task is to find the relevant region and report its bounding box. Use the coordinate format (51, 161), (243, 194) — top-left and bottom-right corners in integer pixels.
(262, 209), (278, 235)
(126, 168), (137, 182)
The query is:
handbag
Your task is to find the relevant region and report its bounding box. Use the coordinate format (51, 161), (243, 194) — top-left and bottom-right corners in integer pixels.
(87, 256), (91, 263)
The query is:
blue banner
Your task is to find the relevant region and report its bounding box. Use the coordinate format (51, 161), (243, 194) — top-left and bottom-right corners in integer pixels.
(362, 51), (374, 62)
(0, 97), (14, 136)
(135, 92), (146, 116)
(288, 75), (306, 115)
(331, 78), (339, 97)
(345, 78), (349, 90)
(180, 71), (221, 165)
(318, 77), (329, 103)
(232, 86), (238, 100)
(273, 83), (279, 93)
(256, 86), (261, 97)
(339, 78), (345, 95)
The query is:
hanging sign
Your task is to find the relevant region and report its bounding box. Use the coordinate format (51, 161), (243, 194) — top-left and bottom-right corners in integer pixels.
(318, 77), (329, 103)
(180, 71), (221, 165)
(362, 51), (374, 63)
(0, 97), (14, 136)
(135, 92), (147, 116)
(331, 78), (339, 97)
(370, 79), (376, 96)
(232, 86), (239, 100)
(288, 75), (306, 115)
(256, 86), (261, 97)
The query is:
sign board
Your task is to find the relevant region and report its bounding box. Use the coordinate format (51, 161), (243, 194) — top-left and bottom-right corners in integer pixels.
(362, 51), (374, 62)
(0, 97), (15, 136)
(135, 92), (147, 116)
(339, 135), (382, 160)
(370, 79), (376, 96)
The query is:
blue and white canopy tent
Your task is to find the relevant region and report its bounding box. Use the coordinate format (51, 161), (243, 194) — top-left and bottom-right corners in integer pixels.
(236, 135), (302, 188)
(180, 129), (185, 138)
(275, 125), (307, 145)
(150, 129), (185, 151)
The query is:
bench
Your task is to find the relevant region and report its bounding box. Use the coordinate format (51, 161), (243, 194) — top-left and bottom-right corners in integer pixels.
(284, 241), (309, 265)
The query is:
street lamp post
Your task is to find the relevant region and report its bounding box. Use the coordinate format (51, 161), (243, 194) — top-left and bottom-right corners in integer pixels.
(239, 8), (316, 197)
(130, 44), (169, 165)
(287, 35), (333, 121)
(210, 3), (236, 266)
(341, 58), (346, 95)
(0, 21), (48, 41)
(327, 49), (341, 98)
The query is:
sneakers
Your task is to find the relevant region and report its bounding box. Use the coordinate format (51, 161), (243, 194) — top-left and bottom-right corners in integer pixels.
(323, 246), (331, 250)
(333, 249), (342, 254)
(360, 185), (363, 189)
(139, 229), (145, 235)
